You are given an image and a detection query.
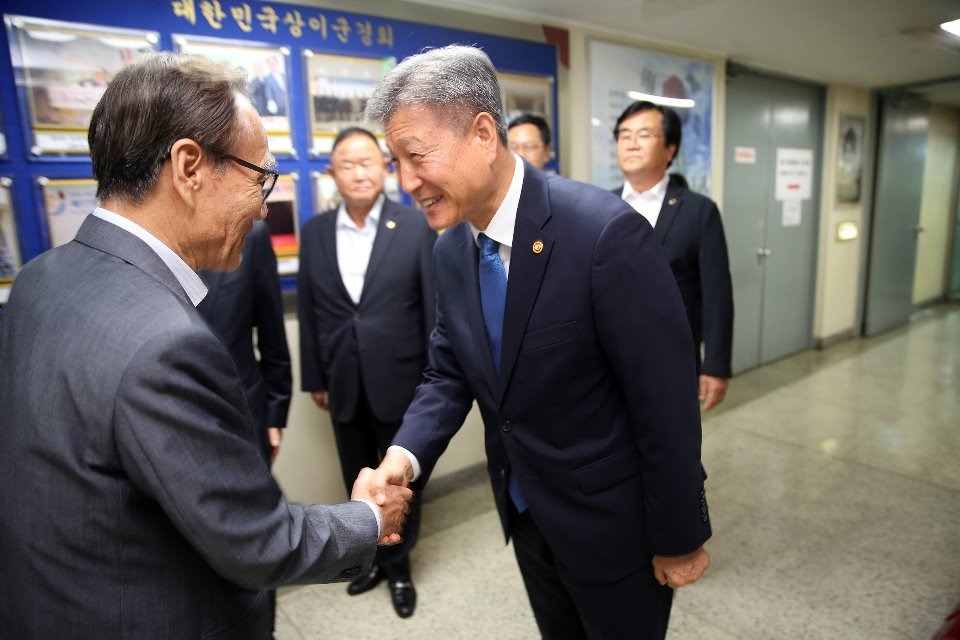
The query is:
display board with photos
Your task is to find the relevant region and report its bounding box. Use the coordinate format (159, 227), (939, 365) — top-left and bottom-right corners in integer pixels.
(0, 177), (20, 303)
(39, 177), (98, 248)
(4, 14), (159, 157)
(266, 173), (299, 275)
(0, 0), (558, 284)
(173, 35), (294, 156)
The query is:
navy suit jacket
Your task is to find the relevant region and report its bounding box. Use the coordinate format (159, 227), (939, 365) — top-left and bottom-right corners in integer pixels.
(298, 197), (437, 424)
(395, 165), (711, 585)
(199, 220), (292, 461)
(614, 182), (734, 377)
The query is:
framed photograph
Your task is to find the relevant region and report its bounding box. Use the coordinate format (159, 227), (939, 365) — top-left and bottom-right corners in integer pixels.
(498, 72), (554, 138)
(4, 15), (159, 157)
(312, 169), (402, 215)
(266, 173), (299, 275)
(836, 114), (865, 205)
(588, 39), (716, 195)
(1, 178), (21, 302)
(173, 35), (294, 156)
(39, 177), (98, 248)
(304, 50), (393, 156)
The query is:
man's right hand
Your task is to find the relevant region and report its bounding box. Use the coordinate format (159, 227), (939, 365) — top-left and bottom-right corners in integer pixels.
(311, 390), (329, 411)
(352, 467), (413, 545)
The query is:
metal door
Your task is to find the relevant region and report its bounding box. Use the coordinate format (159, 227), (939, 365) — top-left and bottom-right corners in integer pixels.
(724, 68), (823, 372)
(863, 94), (929, 335)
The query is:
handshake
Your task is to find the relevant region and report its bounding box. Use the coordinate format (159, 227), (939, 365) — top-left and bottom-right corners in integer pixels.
(351, 448), (417, 546)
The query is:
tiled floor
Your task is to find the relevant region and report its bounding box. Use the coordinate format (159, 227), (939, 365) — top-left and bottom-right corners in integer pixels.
(276, 304), (960, 639)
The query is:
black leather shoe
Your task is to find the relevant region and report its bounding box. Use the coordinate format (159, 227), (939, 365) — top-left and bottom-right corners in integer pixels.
(390, 579), (416, 618)
(346, 565), (383, 596)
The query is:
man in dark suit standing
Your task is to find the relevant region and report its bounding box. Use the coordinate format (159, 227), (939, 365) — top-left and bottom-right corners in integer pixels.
(298, 127), (436, 618)
(366, 46), (710, 639)
(613, 101), (734, 411)
(0, 53), (411, 639)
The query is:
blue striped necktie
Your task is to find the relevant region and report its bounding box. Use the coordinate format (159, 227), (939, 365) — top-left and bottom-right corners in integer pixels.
(477, 233), (527, 513)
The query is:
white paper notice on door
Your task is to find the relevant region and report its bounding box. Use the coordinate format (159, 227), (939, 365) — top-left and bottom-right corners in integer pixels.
(782, 200), (802, 227)
(775, 148), (813, 201)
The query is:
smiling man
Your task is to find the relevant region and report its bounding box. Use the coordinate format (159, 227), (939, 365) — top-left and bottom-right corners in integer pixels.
(365, 45), (712, 640)
(0, 53), (412, 639)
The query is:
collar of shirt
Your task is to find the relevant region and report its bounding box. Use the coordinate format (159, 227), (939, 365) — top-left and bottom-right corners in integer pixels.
(92, 207), (207, 306)
(470, 154), (523, 277)
(621, 173), (670, 228)
(336, 192), (384, 233)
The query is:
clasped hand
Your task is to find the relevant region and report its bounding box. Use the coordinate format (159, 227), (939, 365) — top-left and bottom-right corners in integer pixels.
(352, 466), (413, 546)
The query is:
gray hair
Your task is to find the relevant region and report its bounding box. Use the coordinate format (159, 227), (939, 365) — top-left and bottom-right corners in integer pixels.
(364, 45), (507, 145)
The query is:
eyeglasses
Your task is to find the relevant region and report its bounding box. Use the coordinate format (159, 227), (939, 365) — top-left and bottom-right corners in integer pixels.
(616, 129), (664, 143)
(223, 154), (279, 201)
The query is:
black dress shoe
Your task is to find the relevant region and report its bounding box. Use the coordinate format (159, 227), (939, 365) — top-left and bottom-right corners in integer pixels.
(346, 565), (383, 595)
(390, 579), (416, 618)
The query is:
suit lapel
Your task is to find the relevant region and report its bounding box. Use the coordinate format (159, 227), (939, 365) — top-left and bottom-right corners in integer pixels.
(360, 198), (399, 304)
(498, 168), (553, 402)
(318, 210), (354, 304)
(453, 224), (500, 393)
(655, 184), (683, 243)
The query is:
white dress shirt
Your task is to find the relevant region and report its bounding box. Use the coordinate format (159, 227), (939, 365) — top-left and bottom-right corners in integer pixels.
(335, 194), (384, 304)
(621, 173), (669, 228)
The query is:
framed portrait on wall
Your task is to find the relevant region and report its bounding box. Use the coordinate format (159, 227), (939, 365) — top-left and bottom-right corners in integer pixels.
(4, 15), (159, 157)
(836, 114), (865, 205)
(304, 50), (393, 156)
(1, 178), (21, 302)
(498, 72), (554, 137)
(588, 39), (716, 196)
(173, 35), (294, 156)
(39, 177), (98, 248)
(266, 173), (299, 275)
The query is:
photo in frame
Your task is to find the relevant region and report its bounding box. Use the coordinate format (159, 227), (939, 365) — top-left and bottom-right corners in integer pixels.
(173, 35), (293, 156)
(266, 174), (299, 275)
(1, 178), (21, 299)
(4, 14), (159, 156)
(40, 178), (99, 248)
(304, 51), (393, 156)
(498, 71), (554, 141)
(836, 114), (865, 205)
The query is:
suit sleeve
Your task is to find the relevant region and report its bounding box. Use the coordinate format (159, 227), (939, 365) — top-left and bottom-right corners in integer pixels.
(592, 211), (711, 557)
(698, 203), (734, 378)
(297, 223), (326, 392)
(113, 324), (377, 589)
(250, 224), (293, 428)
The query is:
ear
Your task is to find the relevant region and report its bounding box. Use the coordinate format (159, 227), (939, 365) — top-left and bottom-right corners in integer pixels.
(473, 112), (500, 162)
(667, 144), (679, 164)
(169, 138), (205, 204)
(325, 164), (336, 178)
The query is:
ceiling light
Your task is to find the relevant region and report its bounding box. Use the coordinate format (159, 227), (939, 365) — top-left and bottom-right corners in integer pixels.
(626, 91), (694, 109)
(941, 19), (960, 37)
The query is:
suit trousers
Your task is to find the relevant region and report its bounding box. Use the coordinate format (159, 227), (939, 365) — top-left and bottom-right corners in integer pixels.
(510, 505), (673, 640)
(331, 386), (421, 579)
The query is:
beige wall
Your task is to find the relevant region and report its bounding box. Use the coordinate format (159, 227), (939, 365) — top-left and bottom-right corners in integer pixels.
(813, 85), (871, 342)
(913, 104), (960, 305)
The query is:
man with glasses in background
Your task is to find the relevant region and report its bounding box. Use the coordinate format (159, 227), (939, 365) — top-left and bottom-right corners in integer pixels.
(507, 113), (553, 170)
(0, 53), (412, 638)
(612, 101), (734, 412)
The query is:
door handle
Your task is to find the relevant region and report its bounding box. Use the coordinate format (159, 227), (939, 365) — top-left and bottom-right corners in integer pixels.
(756, 248), (773, 261)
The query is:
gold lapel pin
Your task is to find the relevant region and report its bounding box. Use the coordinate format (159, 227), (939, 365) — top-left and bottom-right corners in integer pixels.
(667, 197), (677, 206)
(532, 240), (544, 254)
(385, 220), (397, 229)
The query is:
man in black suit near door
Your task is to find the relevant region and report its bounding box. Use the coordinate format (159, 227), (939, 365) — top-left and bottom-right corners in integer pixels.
(613, 101), (734, 411)
(298, 127), (436, 618)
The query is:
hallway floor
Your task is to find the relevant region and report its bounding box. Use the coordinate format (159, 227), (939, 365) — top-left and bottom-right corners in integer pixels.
(276, 304), (960, 639)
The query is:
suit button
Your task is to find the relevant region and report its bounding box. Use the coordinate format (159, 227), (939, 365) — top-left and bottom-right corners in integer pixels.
(499, 468), (506, 478)
(501, 421), (512, 432)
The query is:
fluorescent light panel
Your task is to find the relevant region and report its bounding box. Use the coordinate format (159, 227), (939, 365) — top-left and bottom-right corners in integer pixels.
(626, 91), (695, 109)
(941, 19), (960, 36)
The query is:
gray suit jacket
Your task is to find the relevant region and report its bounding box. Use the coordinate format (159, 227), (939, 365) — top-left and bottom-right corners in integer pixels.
(0, 215), (377, 639)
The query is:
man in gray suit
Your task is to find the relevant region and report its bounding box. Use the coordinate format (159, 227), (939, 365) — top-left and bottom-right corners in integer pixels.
(0, 53), (411, 639)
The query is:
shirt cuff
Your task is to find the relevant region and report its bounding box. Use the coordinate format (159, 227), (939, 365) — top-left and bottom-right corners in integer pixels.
(353, 499), (381, 537)
(387, 444), (421, 481)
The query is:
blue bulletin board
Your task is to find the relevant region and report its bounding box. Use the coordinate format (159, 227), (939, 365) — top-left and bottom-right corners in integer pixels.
(0, 0), (558, 289)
